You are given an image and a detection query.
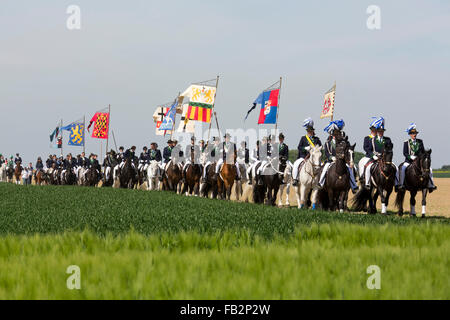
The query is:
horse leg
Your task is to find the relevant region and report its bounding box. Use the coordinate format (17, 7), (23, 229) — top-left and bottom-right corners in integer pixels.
(299, 185), (307, 209)
(421, 189), (428, 218)
(295, 186), (302, 209)
(410, 190), (417, 216)
(327, 189), (334, 211)
(272, 186), (279, 206)
(338, 191), (345, 213)
(278, 184), (284, 207)
(285, 183), (291, 206)
(379, 188), (387, 215)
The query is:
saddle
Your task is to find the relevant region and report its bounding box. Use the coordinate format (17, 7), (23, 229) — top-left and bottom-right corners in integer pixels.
(296, 154), (310, 174)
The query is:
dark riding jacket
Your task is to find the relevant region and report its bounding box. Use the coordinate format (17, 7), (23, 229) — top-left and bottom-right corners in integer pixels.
(363, 135), (375, 158)
(163, 146), (172, 163)
(297, 135), (322, 159)
(371, 136), (393, 156)
(221, 142), (237, 162)
(403, 139), (425, 163)
(149, 149), (162, 162)
(63, 159), (76, 170)
(14, 157), (22, 164)
(139, 152), (150, 164)
(278, 143), (289, 161)
(35, 161), (44, 170)
(324, 138), (337, 162)
(185, 144), (201, 163)
(123, 149), (136, 160)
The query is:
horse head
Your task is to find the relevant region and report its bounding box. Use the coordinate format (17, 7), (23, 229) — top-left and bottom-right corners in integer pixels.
(309, 146), (323, 175)
(417, 149), (432, 179)
(336, 141), (347, 160)
(345, 143), (356, 167)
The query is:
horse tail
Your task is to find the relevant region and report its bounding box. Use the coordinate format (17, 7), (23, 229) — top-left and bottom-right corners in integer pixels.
(351, 188), (371, 211)
(395, 189), (406, 209)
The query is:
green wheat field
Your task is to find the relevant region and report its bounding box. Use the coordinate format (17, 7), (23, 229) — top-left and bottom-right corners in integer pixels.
(0, 183), (448, 299)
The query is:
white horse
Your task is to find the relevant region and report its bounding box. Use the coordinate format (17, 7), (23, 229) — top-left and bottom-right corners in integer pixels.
(146, 160), (160, 191)
(278, 161), (293, 207)
(77, 167), (87, 186)
(0, 163), (6, 182)
(294, 146), (323, 209)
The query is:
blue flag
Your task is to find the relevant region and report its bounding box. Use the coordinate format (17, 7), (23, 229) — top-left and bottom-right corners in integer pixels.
(61, 123), (85, 146)
(159, 100), (177, 131)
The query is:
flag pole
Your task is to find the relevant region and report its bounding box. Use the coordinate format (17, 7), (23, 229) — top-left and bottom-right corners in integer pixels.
(170, 93), (180, 140)
(83, 115), (86, 154)
(60, 119), (63, 157)
(106, 104), (111, 154)
(207, 75), (220, 142)
(275, 76), (282, 133)
(112, 130), (118, 152)
(214, 111), (221, 138)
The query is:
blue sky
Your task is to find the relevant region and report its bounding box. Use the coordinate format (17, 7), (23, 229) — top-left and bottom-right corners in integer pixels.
(0, 0), (449, 167)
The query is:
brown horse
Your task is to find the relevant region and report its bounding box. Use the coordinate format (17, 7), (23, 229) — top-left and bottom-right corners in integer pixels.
(162, 160), (182, 192)
(35, 170), (48, 185)
(14, 162), (23, 184)
(217, 162), (237, 200)
(182, 163), (202, 196)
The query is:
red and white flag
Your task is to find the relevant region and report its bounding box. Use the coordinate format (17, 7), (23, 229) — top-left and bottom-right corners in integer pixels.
(320, 83), (336, 119)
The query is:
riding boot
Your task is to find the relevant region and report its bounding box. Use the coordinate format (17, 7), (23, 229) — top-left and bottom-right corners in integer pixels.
(247, 172), (253, 185)
(159, 170), (164, 181)
(429, 186), (437, 193)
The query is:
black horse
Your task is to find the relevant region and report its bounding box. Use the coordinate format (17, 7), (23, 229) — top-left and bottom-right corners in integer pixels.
(200, 162), (218, 199)
(254, 157), (283, 206)
(62, 164), (77, 185)
(352, 145), (396, 214)
(102, 152), (118, 187)
(119, 158), (137, 189)
(395, 149), (433, 217)
(85, 166), (101, 187)
(317, 139), (350, 212)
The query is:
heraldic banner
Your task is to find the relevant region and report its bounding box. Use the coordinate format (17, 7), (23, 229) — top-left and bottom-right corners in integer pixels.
(181, 84), (216, 123)
(61, 122), (85, 146)
(87, 111), (109, 139)
(320, 83), (336, 119)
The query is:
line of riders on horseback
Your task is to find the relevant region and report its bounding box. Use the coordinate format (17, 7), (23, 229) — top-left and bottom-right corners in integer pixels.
(0, 116), (436, 217)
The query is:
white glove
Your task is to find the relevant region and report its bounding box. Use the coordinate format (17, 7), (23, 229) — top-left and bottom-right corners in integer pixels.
(305, 146), (311, 151)
(331, 156), (337, 162)
(373, 155), (379, 161)
(411, 155), (417, 160)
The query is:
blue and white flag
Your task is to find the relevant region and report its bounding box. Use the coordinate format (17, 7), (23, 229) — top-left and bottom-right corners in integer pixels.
(159, 100), (177, 131)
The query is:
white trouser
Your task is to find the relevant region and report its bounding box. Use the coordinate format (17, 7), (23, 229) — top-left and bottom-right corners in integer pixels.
(365, 163), (374, 187)
(292, 158), (305, 180)
(105, 167), (111, 180)
(183, 161), (191, 172)
(61, 169), (66, 180)
(202, 161), (211, 178)
(358, 157), (371, 178)
(138, 163), (148, 172)
(246, 161), (260, 177)
(215, 159), (241, 178)
(257, 160), (269, 175)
